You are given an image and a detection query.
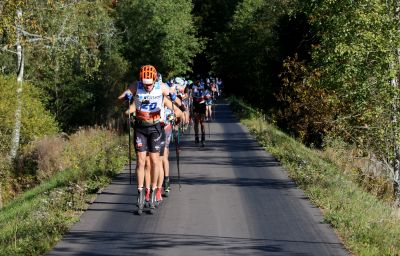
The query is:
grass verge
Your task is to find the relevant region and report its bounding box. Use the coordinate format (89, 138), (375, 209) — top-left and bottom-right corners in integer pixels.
(229, 96), (400, 256)
(0, 128), (128, 256)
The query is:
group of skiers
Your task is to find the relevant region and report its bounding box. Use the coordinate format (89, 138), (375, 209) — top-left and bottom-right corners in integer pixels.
(118, 65), (221, 215)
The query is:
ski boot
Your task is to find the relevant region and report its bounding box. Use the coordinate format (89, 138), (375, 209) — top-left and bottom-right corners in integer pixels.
(144, 188), (151, 208)
(195, 135), (200, 144)
(155, 188), (163, 206)
(148, 188), (156, 214)
(164, 178), (170, 197)
(136, 188), (145, 215)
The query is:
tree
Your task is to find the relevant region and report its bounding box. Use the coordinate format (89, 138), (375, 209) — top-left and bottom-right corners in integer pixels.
(116, 0), (203, 78)
(0, 0), (129, 133)
(300, 0), (400, 201)
(214, 0), (295, 109)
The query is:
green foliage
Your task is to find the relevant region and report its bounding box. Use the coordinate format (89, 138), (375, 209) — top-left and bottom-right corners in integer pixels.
(0, 0), (129, 129)
(0, 74), (58, 202)
(191, 0), (240, 76)
(276, 56), (337, 146)
(0, 75), (58, 155)
(217, 0), (400, 190)
(293, 0), (400, 184)
(117, 0), (203, 78)
(214, 0), (296, 109)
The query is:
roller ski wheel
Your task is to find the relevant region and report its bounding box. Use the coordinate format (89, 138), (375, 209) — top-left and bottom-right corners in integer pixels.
(164, 190), (170, 197)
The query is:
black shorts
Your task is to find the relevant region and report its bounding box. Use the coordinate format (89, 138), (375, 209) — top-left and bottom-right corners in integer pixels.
(134, 122), (162, 153)
(193, 102), (206, 115)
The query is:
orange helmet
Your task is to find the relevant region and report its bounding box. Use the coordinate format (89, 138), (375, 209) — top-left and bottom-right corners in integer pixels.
(139, 65), (157, 84)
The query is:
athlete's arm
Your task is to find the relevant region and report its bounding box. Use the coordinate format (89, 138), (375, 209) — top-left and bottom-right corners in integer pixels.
(164, 97), (183, 119)
(161, 82), (174, 96)
(161, 82), (183, 106)
(117, 82), (137, 115)
(118, 82), (137, 101)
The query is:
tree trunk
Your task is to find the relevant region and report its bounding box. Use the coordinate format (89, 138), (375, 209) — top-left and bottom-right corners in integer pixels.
(392, 1), (400, 203)
(9, 10), (24, 160)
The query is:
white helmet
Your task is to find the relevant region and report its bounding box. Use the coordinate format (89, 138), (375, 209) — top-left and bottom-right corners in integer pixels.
(174, 77), (185, 86)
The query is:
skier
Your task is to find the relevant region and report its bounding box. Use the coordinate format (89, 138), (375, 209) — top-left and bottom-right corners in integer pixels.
(118, 65), (176, 214)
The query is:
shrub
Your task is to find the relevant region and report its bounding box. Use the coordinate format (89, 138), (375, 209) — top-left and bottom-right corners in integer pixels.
(0, 75), (58, 205)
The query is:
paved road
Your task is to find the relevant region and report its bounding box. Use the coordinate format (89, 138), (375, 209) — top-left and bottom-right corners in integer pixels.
(48, 101), (349, 256)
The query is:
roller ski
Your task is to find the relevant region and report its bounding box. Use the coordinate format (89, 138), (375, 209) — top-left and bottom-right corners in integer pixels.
(155, 188), (163, 206)
(163, 178), (171, 197)
(148, 188), (156, 214)
(144, 188), (151, 208)
(136, 188), (145, 215)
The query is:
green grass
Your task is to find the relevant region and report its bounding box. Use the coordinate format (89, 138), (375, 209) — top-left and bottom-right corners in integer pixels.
(0, 129), (128, 256)
(229, 97), (400, 256)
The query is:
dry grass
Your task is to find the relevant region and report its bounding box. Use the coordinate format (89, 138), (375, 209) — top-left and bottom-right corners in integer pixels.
(0, 127), (127, 255)
(322, 140), (395, 202)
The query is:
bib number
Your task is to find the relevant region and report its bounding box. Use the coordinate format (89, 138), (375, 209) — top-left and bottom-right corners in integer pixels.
(141, 102), (157, 110)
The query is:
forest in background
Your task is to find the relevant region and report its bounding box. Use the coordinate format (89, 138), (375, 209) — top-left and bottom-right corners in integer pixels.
(1, 0), (400, 204)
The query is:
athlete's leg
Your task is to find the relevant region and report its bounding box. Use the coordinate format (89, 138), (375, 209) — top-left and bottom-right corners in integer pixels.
(163, 125), (172, 195)
(194, 112), (200, 143)
(184, 110), (190, 126)
(144, 155), (151, 189)
(200, 114), (205, 136)
(156, 128), (166, 203)
(155, 156), (163, 203)
(163, 148), (170, 177)
(157, 159), (164, 189)
(144, 154), (151, 204)
(134, 128), (147, 189)
(136, 151), (147, 189)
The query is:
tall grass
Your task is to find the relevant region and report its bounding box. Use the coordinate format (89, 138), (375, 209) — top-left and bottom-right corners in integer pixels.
(229, 97), (400, 256)
(0, 128), (127, 256)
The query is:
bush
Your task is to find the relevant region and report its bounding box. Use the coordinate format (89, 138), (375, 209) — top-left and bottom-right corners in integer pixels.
(0, 127), (127, 255)
(0, 75), (58, 205)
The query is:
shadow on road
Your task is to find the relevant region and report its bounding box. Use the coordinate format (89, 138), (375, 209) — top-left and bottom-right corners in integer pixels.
(50, 231), (343, 256)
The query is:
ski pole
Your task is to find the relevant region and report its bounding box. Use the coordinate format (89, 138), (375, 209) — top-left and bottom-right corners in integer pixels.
(213, 92), (216, 120)
(171, 99), (181, 191)
(188, 91), (192, 135)
(127, 99), (132, 185)
(208, 114), (210, 139)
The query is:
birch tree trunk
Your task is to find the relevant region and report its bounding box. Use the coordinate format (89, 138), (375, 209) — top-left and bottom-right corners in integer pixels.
(9, 9), (24, 160)
(392, 1), (400, 203)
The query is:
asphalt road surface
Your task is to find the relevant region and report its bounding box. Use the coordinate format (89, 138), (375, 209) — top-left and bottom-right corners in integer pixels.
(48, 101), (349, 256)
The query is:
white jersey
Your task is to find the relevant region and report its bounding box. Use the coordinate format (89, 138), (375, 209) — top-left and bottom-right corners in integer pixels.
(192, 84), (205, 104)
(135, 81), (163, 123)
